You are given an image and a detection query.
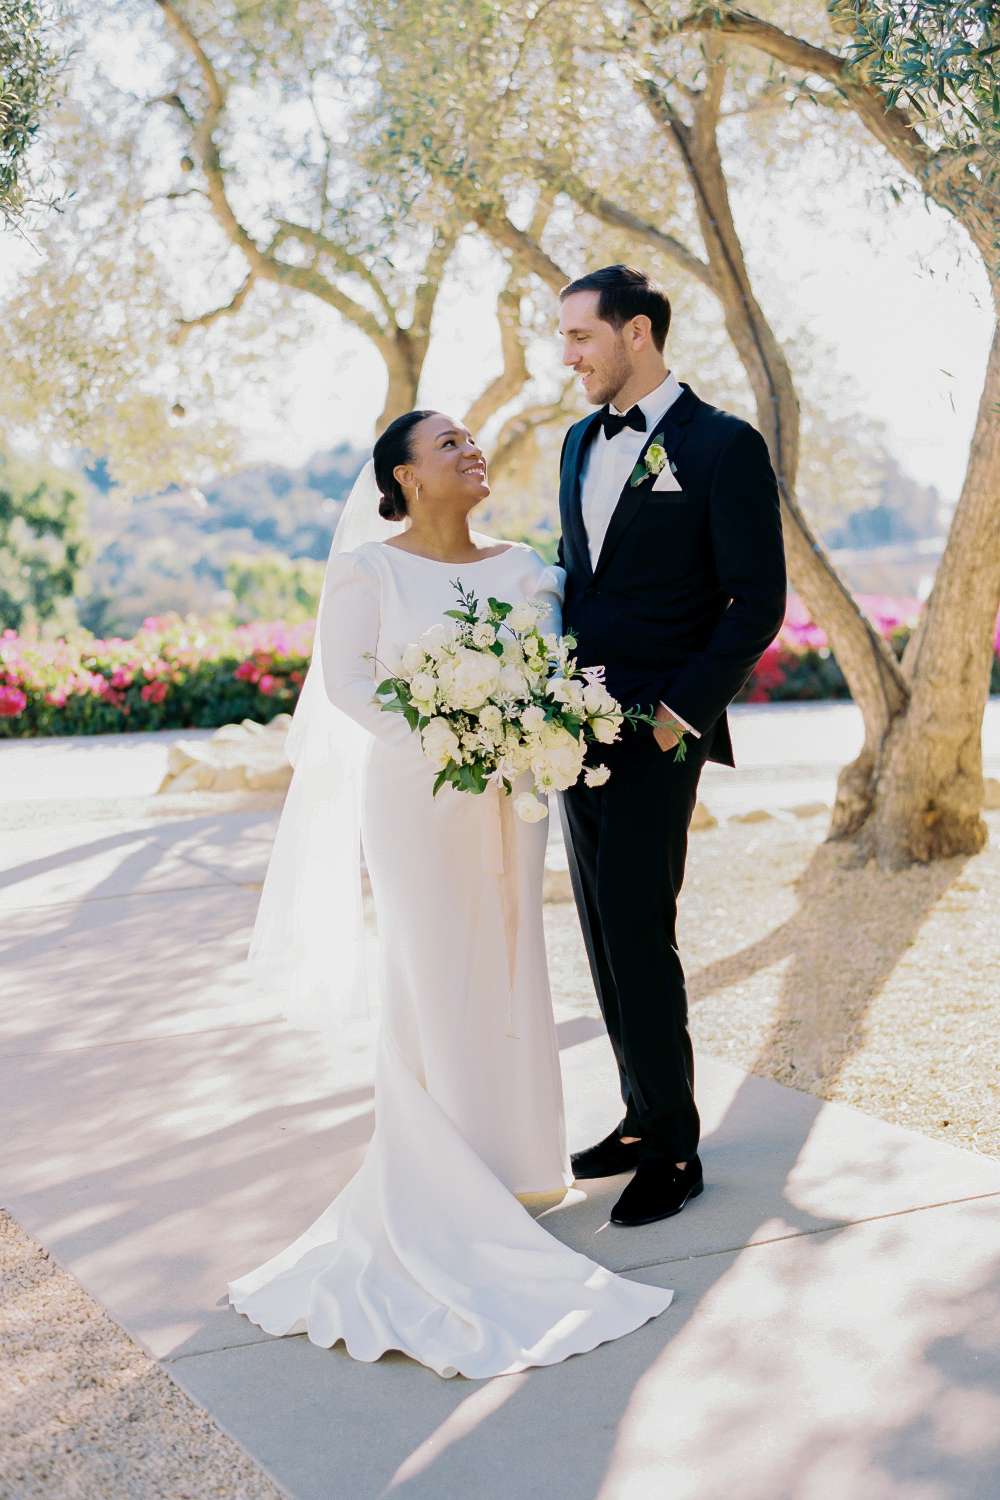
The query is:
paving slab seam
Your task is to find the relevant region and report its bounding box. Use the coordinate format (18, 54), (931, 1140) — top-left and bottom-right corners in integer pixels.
(614, 1185), (1000, 1274)
(163, 1334), (307, 1365)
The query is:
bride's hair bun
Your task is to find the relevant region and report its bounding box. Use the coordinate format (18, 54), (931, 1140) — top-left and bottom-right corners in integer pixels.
(372, 410), (437, 522)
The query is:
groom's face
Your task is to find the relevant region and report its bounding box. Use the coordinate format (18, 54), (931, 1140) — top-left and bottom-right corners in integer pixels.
(559, 291), (632, 407)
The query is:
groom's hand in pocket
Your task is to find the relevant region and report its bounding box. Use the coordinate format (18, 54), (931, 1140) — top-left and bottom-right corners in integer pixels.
(652, 702), (682, 754)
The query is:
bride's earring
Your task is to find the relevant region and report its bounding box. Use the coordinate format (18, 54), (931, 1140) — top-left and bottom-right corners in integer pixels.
(414, 481), (422, 504)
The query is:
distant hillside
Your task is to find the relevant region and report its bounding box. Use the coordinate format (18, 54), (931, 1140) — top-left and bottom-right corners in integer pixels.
(821, 449), (945, 550)
(79, 444), (366, 634)
(74, 436), (949, 636)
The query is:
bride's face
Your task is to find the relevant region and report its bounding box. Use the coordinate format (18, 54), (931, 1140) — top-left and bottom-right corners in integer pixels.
(399, 414), (490, 510)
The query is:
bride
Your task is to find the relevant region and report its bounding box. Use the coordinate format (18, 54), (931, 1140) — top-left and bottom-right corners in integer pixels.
(228, 410), (673, 1378)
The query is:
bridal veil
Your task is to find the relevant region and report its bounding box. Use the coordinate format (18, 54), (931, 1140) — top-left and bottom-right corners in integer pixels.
(246, 460), (402, 1033)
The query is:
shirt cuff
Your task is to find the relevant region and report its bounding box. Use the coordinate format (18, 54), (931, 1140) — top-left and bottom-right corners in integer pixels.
(658, 701), (701, 738)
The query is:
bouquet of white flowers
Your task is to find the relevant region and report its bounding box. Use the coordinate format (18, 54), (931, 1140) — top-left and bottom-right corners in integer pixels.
(371, 580), (660, 822)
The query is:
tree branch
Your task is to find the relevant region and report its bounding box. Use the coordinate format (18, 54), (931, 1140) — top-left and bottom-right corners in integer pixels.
(638, 2), (932, 185)
(153, 1), (388, 346)
(535, 160), (714, 288)
(411, 226), (458, 338)
(470, 205), (570, 294)
(462, 274), (530, 435)
(271, 219), (396, 329)
(489, 380), (578, 476)
(173, 270), (256, 339)
(143, 186), (207, 205)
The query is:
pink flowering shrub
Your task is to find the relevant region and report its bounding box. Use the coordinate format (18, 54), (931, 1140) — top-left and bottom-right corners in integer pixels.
(1, 594), (996, 736)
(737, 594), (1000, 705)
(0, 615), (312, 738)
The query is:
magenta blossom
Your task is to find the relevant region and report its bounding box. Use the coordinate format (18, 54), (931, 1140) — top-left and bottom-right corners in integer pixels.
(0, 685), (27, 717)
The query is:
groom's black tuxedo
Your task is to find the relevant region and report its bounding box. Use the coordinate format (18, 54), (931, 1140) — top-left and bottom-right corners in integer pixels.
(557, 382), (787, 764)
(557, 383), (786, 1165)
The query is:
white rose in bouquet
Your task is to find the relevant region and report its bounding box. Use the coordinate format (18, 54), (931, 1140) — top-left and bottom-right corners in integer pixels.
(583, 680), (616, 716)
(449, 647), (502, 711)
(499, 663), (531, 700)
(420, 620), (460, 658)
(531, 722), (586, 792)
(471, 622), (496, 649)
(400, 642), (427, 677)
(508, 600), (545, 633)
(548, 677), (586, 713)
(499, 635), (526, 665)
(591, 713), (620, 745)
(514, 792), (549, 823)
(421, 717), (462, 769)
(409, 671), (438, 714)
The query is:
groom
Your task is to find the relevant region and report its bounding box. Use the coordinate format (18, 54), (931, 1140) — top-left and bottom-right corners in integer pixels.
(556, 265), (787, 1227)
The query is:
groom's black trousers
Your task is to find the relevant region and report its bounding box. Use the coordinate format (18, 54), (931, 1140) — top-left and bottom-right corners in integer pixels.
(560, 727), (710, 1165)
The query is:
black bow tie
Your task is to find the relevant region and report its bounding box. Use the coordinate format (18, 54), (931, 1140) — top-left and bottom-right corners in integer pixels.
(601, 405), (646, 441)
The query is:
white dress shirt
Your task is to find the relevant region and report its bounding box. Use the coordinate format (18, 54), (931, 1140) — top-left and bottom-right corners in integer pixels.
(577, 371), (699, 739)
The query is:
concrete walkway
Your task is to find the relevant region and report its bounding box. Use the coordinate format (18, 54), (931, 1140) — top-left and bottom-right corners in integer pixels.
(5, 699), (999, 815)
(3, 710), (1000, 1498)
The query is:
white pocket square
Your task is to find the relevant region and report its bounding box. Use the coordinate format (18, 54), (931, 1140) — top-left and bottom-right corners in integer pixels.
(652, 466), (683, 492)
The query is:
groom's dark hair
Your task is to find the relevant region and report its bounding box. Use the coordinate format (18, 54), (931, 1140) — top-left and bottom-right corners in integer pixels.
(560, 265), (671, 351)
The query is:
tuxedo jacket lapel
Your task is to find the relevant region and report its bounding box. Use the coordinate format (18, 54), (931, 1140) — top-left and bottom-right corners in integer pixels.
(560, 409), (602, 582)
(593, 384), (700, 581)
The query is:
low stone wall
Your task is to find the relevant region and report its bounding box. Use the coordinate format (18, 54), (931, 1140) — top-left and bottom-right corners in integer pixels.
(157, 715), (294, 794)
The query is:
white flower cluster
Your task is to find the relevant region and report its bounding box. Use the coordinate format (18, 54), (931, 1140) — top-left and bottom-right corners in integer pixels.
(375, 582), (638, 821)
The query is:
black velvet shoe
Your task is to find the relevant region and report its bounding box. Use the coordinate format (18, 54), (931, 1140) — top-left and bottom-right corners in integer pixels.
(610, 1156), (704, 1226)
(570, 1126), (642, 1180)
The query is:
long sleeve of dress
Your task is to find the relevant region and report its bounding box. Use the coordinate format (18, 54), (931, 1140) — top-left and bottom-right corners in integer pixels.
(318, 551), (408, 744)
(529, 561), (566, 641)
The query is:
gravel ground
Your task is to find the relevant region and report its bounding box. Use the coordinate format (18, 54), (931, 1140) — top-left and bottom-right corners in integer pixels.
(0, 1215), (284, 1500)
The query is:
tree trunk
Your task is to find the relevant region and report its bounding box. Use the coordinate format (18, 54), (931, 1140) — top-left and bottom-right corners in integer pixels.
(462, 278), (529, 436)
(377, 329), (423, 432)
(846, 311), (1000, 865)
(651, 1), (999, 863)
(654, 86), (909, 819)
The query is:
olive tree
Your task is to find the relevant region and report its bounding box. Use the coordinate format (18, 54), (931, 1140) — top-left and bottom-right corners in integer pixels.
(1, 0), (62, 228)
(359, 0), (928, 863)
(647, 0), (999, 863)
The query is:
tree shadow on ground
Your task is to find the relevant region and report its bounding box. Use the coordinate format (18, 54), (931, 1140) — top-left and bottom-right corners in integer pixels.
(688, 836), (971, 1096)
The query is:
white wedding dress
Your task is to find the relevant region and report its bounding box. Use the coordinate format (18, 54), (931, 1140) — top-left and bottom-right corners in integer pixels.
(228, 536), (673, 1378)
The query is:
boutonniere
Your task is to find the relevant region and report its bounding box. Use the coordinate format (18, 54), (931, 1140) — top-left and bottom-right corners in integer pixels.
(629, 433), (671, 488)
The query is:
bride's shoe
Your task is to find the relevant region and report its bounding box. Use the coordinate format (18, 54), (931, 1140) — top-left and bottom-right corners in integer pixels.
(570, 1126), (641, 1180)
